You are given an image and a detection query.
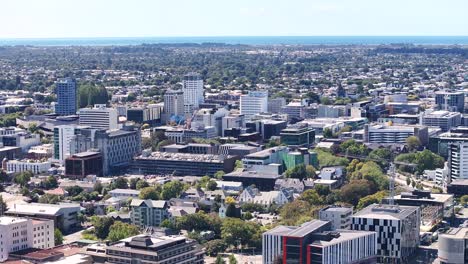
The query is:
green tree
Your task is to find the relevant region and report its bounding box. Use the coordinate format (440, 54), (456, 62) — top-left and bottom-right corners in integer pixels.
(315, 148), (349, 168)
(284, 164), (307, 180)
(0, 195), (7, 215)
(221, 218), (261, 248)
(215, 255), (226, 264)
(206, 180), (218, 191)
(205, 239), (227, 257)
(77, 84), (109, 108)
(299, 189), (324, 206)
(54, 228), (64, 245)
(136, 180), (150, 190)
(228, 255), (238, 264)
(90, 216), (115, 239)
(112, 177), (128, 189)
(340, 180), (376, 206)
(235, 160), (243, 169)
(66, 185), (84, 197)
(106, 222), (140, 242)
(93, 182), (103, 193)
(323, 128), (333, 138)
(460, 195), (468, 206)
(44, 176), (58, 189)
(13, 171), (33, 187)
(406, 136), (421, 152)
(38, 194), (61, 204)
(161, 181), (185, 200)
(357, 191), (388, 210)
(139, 187), (160, 200)
(406, 176), (411, 186)
(214, 170), (225, 179)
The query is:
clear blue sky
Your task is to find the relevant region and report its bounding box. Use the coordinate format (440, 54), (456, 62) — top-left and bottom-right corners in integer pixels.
(1, 0), (467, 38)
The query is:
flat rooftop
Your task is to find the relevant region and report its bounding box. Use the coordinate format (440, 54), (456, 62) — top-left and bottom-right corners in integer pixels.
(311, 230), (375, 247)
(136, 152), (233, 162)
(0, 216), (28, 225)
(287, 220), (330, 238)
(224, 170), (282, 179)
(440, 228), (468, 239)
(352, 204), (419, 220)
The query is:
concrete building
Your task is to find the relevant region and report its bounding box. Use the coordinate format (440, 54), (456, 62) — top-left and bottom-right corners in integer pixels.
(448, 141), (468, 181)
(317, 105), (348, 118)
(109, 189), (140, 199)
(53, 125), (90, 162)
(382, 190), (453, 231)
(364, 124), (428, 144)
(0, 216), (55, 262)
(5, 159), (51, 174)
(84, 234), (204, 264)
(6, 203), (82, 232)
(133, 152), (238, 176)
(238, 187), (289, 208)
(351, 204), (420, 263)
(94, 126), (141, 175)
(1, 132), (41, 152)
(281, 101), (305, 121)
(242, 146), (288, 175)
(438, 227), (468, 264)
(221, 113), (245, 137)
(183, 72), (204, 113)
(130, 199), (169, 228)
(263, 220), (377, 264)
(280, 124), (315, 147)
(268, 97), (286, 114)
(435, 91), (465, 113)
(126, 104), (162, 127)
(79, 104), (118, 130)
(421, 110), (461, 132)
(240, 91), (268, 120)
(163, 89), (184, 124)
(55, 78), (77, 116)
(319, 206), (353, 230)
(65, 151), (103, 179)
(164, 126), (216, 144)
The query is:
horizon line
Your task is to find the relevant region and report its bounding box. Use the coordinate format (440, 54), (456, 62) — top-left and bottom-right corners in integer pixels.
(1, 35), (468, 40)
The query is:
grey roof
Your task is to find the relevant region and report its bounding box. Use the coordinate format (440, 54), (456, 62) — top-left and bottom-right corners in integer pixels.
(264, 225), (297, 236)
(224, 170), (282, 179)
(6, 202), (81, 216)
(352, 204), (419, 220)
(130, 199), (167, 209)
(287, 220), (330, 238)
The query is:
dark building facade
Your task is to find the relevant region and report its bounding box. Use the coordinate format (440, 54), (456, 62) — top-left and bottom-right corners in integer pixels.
(65, 151), (103, 179)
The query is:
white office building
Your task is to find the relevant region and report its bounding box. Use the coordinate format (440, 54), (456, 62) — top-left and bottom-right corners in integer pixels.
(448, 141), (468, 181)
(183, 73), (204, 113)
(319, 206), (353, 230)
(79, 104), (118, 130)
(54, 125), (78, 161)
(240, 91), (268, 120)
(163, 89), (185, 123)
(221, 114), (245, 136)
(0, 216), (55, 262)
(5, 159), (51, 174)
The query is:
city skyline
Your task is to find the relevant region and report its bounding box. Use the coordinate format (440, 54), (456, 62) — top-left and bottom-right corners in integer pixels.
(1, 0), (467, 39)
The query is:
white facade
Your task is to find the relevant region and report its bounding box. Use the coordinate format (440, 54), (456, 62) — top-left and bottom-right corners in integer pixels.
(163, 89), (184, 123)
(54, 125), (77, 161)
(240, 91), (268, 120)
(182, 73), (204, 113)
(0, 217), (54, 262)
(449, 142), (468, 181)
(79, 104), (118, 130)
(319, 207), (353, 230)
(239, 187), (289, 207)
(262, 225), (296, 264)
(221, 114), (245, 136)
(6, 159), (51, 174)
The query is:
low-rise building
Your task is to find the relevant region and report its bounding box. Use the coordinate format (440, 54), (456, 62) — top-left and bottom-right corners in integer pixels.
(133, 152), (238, 176)
(109, 189), (140, 199)
(263, 220), (377, 264)
(65, 151), (103, 179)
(319, 206), (353, 230)
(280, 124), (315, 148)
(238, 187), (289, 208)
(6, 203), (82, 232)
(5, 159), (51, 174)
(84, 234), (204, 264)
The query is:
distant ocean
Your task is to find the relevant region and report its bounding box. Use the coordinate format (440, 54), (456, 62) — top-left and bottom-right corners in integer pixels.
(0, 36), (467, 46)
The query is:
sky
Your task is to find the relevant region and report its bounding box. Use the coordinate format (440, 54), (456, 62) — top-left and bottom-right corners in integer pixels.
(1, 0), (467, 38)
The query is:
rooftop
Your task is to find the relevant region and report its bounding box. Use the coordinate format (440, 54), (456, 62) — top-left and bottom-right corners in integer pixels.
(440, 227), (468, 239)
(0, 216), (28, 225)
(6, 202), (81, 216)
(137, 152), (233, 162)
(352, 204), (419, 220)
(224, 170), (282, 179)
